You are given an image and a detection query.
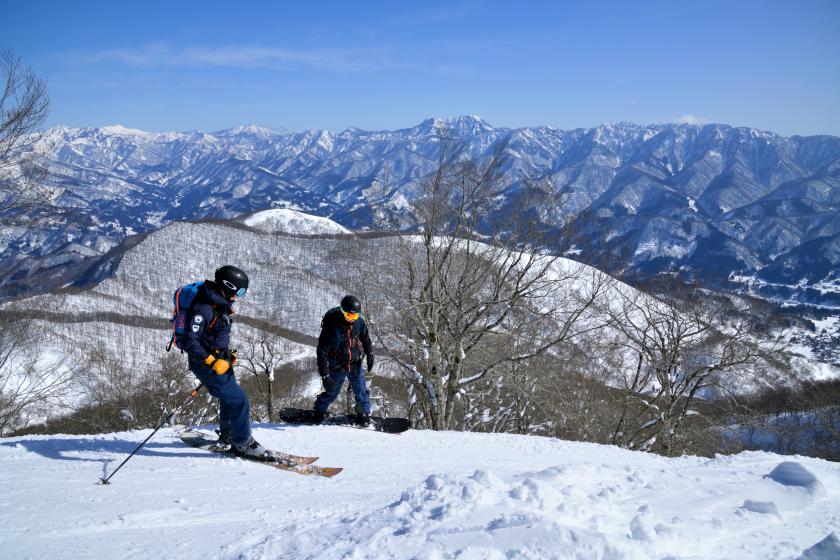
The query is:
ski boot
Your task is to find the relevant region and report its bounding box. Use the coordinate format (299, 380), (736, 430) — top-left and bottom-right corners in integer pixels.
(231, 437), (272, 460)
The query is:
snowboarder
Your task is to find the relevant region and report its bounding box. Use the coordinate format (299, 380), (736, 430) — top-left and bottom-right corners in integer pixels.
(312, 295), (374, 426)
(182, 265), (269, 459)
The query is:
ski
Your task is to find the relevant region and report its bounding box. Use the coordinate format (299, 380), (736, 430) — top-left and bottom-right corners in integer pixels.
(179, 429), (342, 477)
(174, 426), (319, 464)
(278, 407), (411, 434)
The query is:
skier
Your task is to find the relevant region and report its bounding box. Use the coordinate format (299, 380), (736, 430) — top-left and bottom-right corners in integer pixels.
(312, 295), (374, 426)
(183, 265), (269, 459)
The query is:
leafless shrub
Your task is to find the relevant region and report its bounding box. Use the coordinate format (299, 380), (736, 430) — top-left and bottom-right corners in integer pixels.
(0, 314), (76, 435)
(235, 325), (299, 422)
(29, 348), (200, 435)
(725, 379), (840, 460)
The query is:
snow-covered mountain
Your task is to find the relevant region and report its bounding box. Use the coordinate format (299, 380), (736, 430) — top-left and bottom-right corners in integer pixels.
(2, 117), (839, 308)
(2, 424), (839, 559)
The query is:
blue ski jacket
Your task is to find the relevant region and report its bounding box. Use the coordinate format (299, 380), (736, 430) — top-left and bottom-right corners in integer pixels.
(184, 281), (234, 369)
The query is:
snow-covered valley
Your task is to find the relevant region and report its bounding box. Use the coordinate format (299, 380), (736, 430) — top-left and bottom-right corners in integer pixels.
(2, 425), (838, 559)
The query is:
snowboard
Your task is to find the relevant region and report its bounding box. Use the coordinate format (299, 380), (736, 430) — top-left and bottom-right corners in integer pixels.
(178, 428), (342, 477)
(278, 407), (411, 434)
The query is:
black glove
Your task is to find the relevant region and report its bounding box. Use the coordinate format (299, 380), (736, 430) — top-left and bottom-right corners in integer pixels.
(366, 354), (374, 373)
(321, 373), (336, 393)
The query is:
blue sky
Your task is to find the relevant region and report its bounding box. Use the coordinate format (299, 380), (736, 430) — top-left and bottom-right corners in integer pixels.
(2, 0), (839, 135)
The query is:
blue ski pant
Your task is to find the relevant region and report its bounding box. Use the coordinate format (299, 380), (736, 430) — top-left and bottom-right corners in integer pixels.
(191, 366), (252, 446)
(314, 362), (370, 415)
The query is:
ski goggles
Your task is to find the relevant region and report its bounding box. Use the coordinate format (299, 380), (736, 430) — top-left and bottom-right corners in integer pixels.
(342, 310), (360, 322)
(222, 280), (248, 297)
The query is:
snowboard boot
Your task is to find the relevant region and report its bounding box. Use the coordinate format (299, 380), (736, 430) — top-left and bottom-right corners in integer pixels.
(215, 428), (233, 448)
(311, 409), (325, 424)
(356, 413), (371, 428)
(232, 437), (271, 460)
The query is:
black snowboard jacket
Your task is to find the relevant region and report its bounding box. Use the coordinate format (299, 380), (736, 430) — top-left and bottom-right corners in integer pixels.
(316, 307), (372, 375)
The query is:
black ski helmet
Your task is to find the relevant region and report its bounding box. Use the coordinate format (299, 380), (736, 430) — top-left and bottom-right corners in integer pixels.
(340, 295), (362, 314)
(215, 265), (249, 298)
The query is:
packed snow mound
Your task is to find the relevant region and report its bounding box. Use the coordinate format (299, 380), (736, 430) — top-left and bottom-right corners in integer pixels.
(739, 499), (783, 518)
(799, 532), (840, 560)
(241, 208), (351, 236)
(3, 426), (839, 559)
(767, 461), (824, 496)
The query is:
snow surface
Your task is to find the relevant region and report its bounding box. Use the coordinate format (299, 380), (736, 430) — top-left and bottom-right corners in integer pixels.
(242, 208), (351, 236)
(2, 426), (839, 559)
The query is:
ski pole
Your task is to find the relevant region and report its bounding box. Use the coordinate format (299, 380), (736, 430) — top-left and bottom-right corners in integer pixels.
(99, 382), (206, 485)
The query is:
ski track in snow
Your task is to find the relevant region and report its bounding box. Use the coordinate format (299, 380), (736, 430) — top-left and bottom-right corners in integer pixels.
(1, 426), (839, 560)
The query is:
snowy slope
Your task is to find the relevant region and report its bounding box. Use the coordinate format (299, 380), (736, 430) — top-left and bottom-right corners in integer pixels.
(1, 426), (838, 559)
(2, 219), (620, 367)
(9, 221), (352, 337)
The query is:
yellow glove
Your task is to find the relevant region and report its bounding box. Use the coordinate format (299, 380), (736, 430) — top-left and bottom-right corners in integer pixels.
(204, 355), (231, 375)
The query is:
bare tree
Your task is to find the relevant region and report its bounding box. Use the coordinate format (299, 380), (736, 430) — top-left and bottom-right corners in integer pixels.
(604, 283), (782, 456)
(362, 130), (611, 430)
(0, 49), (52, 225)
(236, 326), (293, 422)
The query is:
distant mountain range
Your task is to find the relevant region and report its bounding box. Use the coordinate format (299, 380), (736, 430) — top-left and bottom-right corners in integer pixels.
(2, 116), (839, 307)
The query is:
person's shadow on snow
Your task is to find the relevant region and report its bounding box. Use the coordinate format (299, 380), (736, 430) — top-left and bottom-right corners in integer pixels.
(0, 434), (212, 480)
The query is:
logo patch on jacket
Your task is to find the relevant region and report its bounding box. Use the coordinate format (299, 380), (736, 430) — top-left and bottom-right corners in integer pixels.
(192, 324), (200, 332)
(194, 315), (203, 324)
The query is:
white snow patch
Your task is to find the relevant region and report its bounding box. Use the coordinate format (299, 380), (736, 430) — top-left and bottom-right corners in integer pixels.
(241, 209), (351, 236)
(633, 240), (692, 259)
(99, 124), (152, 137)
(688, 197), (698, 212)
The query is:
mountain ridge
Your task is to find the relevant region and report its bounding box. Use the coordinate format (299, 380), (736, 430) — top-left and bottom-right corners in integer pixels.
(2, 116), (839, 307)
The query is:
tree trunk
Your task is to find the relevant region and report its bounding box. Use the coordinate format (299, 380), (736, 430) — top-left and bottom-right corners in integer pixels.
(267, 371), (274, 423)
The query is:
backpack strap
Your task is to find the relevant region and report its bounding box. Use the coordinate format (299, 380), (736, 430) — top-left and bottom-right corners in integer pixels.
(208, 304), (219, 331)
(166, 285), (186, 352)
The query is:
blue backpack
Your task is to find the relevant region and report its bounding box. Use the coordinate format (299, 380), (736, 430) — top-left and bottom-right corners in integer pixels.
(166, 281), (203, 352)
